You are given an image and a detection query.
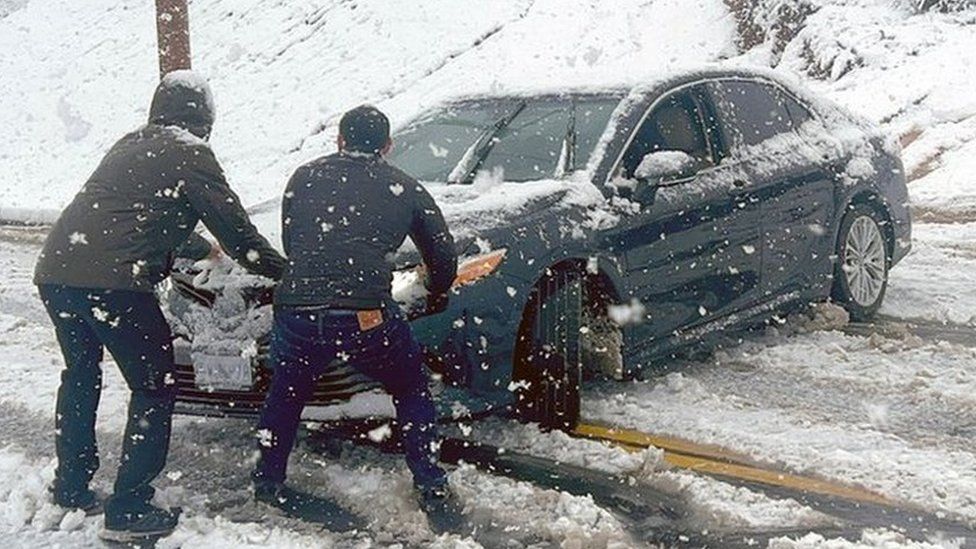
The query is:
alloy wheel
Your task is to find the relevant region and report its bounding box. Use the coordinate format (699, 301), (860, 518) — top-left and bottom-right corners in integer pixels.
(843, 215), (887, 307)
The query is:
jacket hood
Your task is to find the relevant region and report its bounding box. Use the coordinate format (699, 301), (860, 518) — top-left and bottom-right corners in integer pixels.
(149, 70), (215, 139)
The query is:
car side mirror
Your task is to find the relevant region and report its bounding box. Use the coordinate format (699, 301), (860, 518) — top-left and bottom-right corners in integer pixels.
(620, 151), (696, 205)
(635, 150), (697, 182)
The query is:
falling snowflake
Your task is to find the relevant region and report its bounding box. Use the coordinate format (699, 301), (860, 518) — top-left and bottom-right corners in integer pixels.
(92, 307), (109, 323)
(742, 244), (756, 255)
(131, 260), (147, 277)
(506, 286), (517, 298)
(507, 379), (531, 392)
(389, 183), (404, 196)
(321, 222), (334, 233)
(367, 424), (393, 443)
(68, 232), (88, 245)
(246, 249), (260, 262)
(256, 428), (273, 448)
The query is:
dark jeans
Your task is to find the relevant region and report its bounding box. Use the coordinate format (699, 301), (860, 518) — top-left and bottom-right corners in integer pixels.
(38, 284), (176, 519)
(254, 303), (446, 491)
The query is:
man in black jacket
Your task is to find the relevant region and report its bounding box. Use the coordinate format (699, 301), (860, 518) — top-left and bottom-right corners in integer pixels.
(252, 106), (458, 522)
(34, 70), (285, 541)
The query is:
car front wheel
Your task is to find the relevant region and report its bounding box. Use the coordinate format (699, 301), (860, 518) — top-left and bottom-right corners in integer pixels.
(831, 204), (890, 321)
(513, 269), (583, 432)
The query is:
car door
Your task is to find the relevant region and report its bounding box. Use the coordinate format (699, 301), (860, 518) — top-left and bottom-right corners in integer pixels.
(706, 79), (836, 300)
(612, 85), (762, 347)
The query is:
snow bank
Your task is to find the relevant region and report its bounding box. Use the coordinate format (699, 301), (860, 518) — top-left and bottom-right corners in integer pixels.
(883, 222), (976, 325)
(0, 207), (59, 226)
(768, 528), (962, 549)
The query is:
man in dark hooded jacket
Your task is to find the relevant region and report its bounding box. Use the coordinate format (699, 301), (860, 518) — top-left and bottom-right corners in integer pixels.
(34, 70), (285, 541)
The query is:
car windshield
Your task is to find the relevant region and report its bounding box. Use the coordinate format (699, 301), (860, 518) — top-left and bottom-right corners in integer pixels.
(475, 96), (621, 182)
(388, 101), (517, 182)
(389, 95), (621, 184)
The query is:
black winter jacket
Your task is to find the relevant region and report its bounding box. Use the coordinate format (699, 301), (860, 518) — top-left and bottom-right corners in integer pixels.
(34, 74), (285, 291)
(275, 152), (457, 309)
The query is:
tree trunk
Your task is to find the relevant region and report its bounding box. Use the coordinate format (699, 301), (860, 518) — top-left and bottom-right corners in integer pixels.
(155, 0), (191, 79)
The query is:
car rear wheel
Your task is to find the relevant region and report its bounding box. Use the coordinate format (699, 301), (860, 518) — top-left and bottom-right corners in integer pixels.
(513, 269), (584, 432)
(831, 204), (890, 321)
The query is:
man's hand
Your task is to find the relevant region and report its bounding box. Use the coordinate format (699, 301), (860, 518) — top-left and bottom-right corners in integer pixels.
(425, 292), (449, 315)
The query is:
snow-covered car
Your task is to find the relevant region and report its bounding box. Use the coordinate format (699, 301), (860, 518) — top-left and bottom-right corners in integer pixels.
(163, 67), (911, 431)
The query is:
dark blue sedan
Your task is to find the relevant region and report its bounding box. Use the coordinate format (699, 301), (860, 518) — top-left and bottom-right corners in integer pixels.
(166, 67), (911, 431)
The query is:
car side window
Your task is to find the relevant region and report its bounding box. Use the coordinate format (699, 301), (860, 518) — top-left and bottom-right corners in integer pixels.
(710, 80), (793, 148)
(620, 89), (713, 179)
(780, 91), (814, 128)
(478, 100), (572, 182)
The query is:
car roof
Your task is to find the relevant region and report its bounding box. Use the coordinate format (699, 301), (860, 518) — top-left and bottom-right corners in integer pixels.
(445, 89), (629, 107)
(426, 66), (809, 111)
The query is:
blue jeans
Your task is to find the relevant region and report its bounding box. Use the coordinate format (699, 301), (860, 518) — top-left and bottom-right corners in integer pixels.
(38, 284), (177, 519)
(254, 304), (446, 491)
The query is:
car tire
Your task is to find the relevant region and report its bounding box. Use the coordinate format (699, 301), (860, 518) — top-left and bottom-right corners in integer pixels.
(513, 269), (583, 432)
(831, 204), (891, 321)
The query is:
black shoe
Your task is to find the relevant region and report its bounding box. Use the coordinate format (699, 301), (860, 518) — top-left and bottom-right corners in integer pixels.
(253, 479), (287, 506)
(99, 505), (181, 542)
(50, 486), (103, 516)
(418, 486), (467, 535)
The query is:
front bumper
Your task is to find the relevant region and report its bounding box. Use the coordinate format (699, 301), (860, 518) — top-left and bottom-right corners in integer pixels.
(172, 339), (380, 419)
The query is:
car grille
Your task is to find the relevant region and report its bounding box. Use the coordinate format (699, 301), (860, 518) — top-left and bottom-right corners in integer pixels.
(173, 356), (382, 418)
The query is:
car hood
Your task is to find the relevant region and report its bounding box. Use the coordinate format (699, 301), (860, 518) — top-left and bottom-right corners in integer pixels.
(245, 178), (585, 263)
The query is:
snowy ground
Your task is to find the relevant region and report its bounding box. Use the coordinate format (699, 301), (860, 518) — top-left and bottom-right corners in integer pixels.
(4, 0), (976, 547)
(4, 224), (972, 547)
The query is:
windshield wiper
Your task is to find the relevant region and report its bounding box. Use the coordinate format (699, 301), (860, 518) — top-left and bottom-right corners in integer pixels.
(447, 101), (526, 185)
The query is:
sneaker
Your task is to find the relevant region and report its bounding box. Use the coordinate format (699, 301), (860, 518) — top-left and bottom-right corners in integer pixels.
(99, 505), (181, 542)
(50, 486), (103, 516)
(418, 485), (466, 535)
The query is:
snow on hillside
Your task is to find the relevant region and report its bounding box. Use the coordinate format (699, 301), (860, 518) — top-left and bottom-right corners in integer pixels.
(0, 0), (735, 215)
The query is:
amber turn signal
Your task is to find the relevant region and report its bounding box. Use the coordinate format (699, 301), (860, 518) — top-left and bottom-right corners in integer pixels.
(452, 249), (507, 288)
